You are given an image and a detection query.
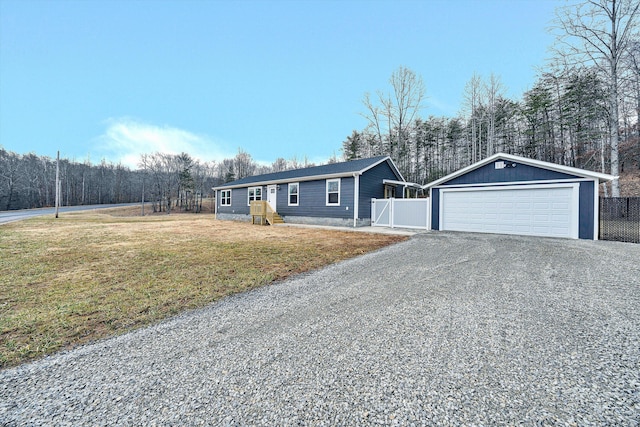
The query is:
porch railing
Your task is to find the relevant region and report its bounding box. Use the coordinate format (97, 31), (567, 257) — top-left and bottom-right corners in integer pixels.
(250, 201), (282, 225)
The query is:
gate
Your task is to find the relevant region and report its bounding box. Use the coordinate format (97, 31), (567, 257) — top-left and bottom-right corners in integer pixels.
(371, 198), (430, 230)
(371, 199), (391, 227)
(599, 197), (640, 244)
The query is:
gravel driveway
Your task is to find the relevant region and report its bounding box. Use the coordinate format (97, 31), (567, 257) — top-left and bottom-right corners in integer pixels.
(2, 233), (639, 426)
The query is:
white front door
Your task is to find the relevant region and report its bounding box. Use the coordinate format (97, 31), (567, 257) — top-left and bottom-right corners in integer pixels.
(267, 185), (277, 211)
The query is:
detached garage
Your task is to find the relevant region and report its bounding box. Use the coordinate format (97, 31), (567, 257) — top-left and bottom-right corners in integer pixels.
(424, 153), (616, 240)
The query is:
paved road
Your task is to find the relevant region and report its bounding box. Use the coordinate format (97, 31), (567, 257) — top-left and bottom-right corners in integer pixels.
(1, 233), (639, 425)
(0, 204), (140, 225)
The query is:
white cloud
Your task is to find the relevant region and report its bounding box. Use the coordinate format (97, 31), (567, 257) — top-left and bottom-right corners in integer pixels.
(94, 117), (234, 169)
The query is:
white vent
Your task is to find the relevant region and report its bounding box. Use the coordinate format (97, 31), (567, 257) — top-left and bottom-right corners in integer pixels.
(495, 161), (505, 169)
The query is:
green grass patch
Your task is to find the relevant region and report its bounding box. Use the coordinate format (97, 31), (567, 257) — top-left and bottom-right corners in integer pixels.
(0, 211), (406, 367)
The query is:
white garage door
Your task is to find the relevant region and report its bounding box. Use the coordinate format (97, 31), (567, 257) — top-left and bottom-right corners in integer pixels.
(441, 184), (579, 238)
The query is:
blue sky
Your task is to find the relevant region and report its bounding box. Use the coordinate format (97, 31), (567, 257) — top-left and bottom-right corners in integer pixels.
(0, 0), (562, 168)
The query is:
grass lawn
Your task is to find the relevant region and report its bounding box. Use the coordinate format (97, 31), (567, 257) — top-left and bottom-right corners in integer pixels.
(0, 208), (407, 368)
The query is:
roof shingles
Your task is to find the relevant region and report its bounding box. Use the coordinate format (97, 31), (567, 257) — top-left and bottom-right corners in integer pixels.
(216, 156), (393, 188)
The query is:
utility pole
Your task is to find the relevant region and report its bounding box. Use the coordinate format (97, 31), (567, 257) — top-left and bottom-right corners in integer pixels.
(55, 151), (60, 218)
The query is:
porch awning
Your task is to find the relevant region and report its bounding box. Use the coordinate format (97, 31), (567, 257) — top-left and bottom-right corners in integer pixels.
(383, 179), (422, 189)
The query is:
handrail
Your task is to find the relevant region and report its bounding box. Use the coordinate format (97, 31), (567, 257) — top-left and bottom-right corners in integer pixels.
(250, 200), (267, 216)
(250, 200), (278, 225)
(266, 203), (275, 225)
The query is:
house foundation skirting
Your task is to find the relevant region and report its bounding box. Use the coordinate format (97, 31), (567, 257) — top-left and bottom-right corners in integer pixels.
(215, 213), (370, 227)
(284, 216), (371, 228)
(215, 213), (252, 222)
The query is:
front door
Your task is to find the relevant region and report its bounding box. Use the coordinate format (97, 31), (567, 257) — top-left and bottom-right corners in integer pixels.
(267, 185), (277, 211)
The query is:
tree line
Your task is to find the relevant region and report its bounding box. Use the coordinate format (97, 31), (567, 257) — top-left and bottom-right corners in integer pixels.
(0, 148), (332, 212)
(344, 0), (639, 197)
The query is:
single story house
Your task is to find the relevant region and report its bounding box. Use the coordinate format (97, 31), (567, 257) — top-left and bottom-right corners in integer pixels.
(423, 152), (616, 240)
(213, 156), (419, 227)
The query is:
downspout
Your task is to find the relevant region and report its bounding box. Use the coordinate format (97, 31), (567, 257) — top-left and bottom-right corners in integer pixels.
(353, 173), (360, 228)
(213, 188), (217, 217)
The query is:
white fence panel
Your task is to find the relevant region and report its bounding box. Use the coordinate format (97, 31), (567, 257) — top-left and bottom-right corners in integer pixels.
(371, 199), (391, 227)
(371, 198), (430, 230)
(392, 199), (430, 229)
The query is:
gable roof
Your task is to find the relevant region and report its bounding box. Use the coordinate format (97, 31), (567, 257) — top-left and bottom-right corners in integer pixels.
(423, 152), (617, 189)
(214, 156), (404, 189)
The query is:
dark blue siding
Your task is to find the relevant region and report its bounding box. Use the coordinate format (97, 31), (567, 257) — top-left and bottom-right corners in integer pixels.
(578, 181), (594, 239)
(358, 160), (401, 219)
(431, 188), (440, 230)
(277, 177), (355, 219)
(446, 161), (580, 185)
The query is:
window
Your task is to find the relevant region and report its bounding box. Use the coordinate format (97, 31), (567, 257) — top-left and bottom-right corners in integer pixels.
(220, 189), (231, 206)
(326, 178), (340, 206)
(247, 186), (262, 205)
(288, 183), (299, 206)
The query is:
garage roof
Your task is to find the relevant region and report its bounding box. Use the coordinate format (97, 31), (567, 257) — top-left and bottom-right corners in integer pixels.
(422, 153), (617, 189)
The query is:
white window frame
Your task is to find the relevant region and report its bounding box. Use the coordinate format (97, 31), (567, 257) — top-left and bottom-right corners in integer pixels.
(247, 186), (262, 206)
(220, 189), (232, 206)
(326, 178), (340, 206)
(288, 183), (299, 206)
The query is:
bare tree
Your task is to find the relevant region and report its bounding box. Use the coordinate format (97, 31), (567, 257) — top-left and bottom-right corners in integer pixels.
(462, 73), (484, 162)
(233, 149), (256, 180)
(485, 73), (505, 156)
(271, 157), (289, 172)
(360, 66), (426, 167)
(554, 0), (639, 196)
(622, 39), (640, 167)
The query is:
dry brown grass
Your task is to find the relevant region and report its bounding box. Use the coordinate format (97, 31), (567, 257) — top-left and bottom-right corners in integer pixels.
(0, 209), (406, 368)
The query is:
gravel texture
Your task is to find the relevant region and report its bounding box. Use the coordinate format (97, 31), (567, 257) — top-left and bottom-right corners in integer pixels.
(2, 232), (639, 426)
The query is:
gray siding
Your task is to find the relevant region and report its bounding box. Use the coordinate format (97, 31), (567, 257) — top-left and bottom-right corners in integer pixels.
(446, 161), (580, 185)
(216, 187), (252, 215)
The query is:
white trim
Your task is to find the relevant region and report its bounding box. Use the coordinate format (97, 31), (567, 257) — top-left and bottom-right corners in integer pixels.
(382, 179), (422, 189)
(214, 172), (354, 190)
(247, 186), (263, 206)
(360, 157), (406, 182)
(439, 183), (580, 239)
(423, 152), (616, 190)
(432, 177), (594, 189)
(266, 184), (277, 211)
(288, 182), (299, 206)
(220, 189), (232, 206)
(326, 178), (340, 206)
(353, 174), (360, 227)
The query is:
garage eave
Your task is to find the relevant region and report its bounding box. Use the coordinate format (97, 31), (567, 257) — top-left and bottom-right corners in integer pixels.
(422, 153), (617, 190)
